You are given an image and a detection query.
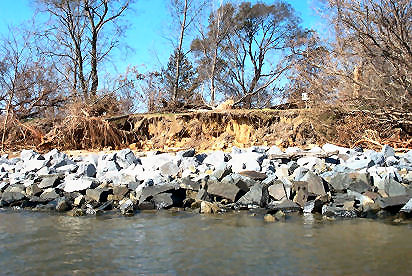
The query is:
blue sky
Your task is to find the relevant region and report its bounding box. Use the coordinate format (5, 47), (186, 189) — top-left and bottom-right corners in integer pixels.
(0, 0), (324, 76)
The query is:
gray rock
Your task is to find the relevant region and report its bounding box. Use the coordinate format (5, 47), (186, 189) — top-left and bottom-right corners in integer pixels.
(384, 176), (407, 197)
(267, 199), (301, 212)
(0, 182), (9, 192)
(238, 170), (267, 181)
(368, 151), (385, 166)
(73, 195), (85, 206)
(207, 181), (240, 202)
(40, 188), (60, 201)
(1, 191), (25, 203)
(38, 175), (60, 189)
(159, 161), (180, 177)
(139, 185), (176, 203)
(20, 149), (42, 161)
(327, 172), (371, 193)
(138, 201), (155, 210)
(86, 188), (110, 202)
(381, 145), (395, 159)
(112, 185), (129, 201)
(77, 163), (97, 177)
(179, 177), (201, 191)
(26, 184), (42, 197)
(152, 193), (174, 209)
(116, 148), (138, 169)
(120, 199), (135, 215)
(321, 204), (358, 218)
(400, 198), (412, 213)
(55, 164), (78, 174)
(301, 171), (326, 196)
(376, 195), (410, 209)
(267, 146), (283, 155)
(292, 181), (308, 207)
(268, 181), (287, 201)
(237, 183), (266, 207)
(64, 177), (96, 193)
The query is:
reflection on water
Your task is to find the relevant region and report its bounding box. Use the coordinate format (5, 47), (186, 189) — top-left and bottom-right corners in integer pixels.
(0, 209), (411, 275)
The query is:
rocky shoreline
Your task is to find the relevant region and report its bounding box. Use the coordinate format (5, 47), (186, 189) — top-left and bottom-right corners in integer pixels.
(0, 144), (411, 221)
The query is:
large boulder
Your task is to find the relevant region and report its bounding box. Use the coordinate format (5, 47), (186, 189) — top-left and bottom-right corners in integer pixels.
(1, 191), (25, 204)
(268, 181), (288, 201)
(207, 180), (240, 202)
(38, 175), (60, 189)
(152, 193), (174, 209)
(384, 176), (407, 197)
(86, 188), (110, 202)
(237, 183), (268, 207)
(301, 171), (326, 196)
(138, 185), (176, 203)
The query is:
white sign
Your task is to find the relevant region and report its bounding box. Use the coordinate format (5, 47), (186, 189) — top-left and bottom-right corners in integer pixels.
(302, 93), (309, 101)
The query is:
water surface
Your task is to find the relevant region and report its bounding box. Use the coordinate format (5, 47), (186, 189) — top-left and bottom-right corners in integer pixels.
(0, 209), (411, 275)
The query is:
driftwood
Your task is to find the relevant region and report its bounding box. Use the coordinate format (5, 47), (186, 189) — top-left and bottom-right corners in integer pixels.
(268, 150), (339, 160)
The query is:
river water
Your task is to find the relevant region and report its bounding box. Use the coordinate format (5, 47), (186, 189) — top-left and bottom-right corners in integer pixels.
(0, 209), (411, 275)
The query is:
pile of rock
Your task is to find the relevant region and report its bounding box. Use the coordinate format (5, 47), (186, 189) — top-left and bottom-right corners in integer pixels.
(0, 144), (411, 219)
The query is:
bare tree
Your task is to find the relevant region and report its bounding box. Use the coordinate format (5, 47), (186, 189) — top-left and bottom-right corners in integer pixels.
(191, 1), (235, 105)
(0, 24), (62, 149)
(326, 0), (412, 111)
(37, 0), (130, 101)
(169, 0), (206, 102)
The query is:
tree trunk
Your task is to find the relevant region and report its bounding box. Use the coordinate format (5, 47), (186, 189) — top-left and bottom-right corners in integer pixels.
(90, 32), (98, 99)
(173, 0), (188, 101)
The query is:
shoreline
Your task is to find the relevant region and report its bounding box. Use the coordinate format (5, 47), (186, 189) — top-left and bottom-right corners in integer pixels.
(0, 144), (411, 221)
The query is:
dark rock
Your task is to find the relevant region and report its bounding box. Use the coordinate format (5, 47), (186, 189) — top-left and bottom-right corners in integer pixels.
(239, 171), (267, 181)
(195, 189), (209, 201)
(38, 175), (60, 189)
(207, 181), (240, 202)
(138, 201), (155, 210)
(112, 185), (129, 201)
(86, 188), (110, 202)
(40, 188), (60, 201)
(77, 163), (97, 177)
(152, 193), (174, 209)
(139, 185), (176, 203)
(95, 200), (113, 213)
(376, 195), (410, 209)
(267, 199), (301, 212)
(232, 175), (257, 193)
(56, 197), (71, 212)
(178, 148), (195, 158)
